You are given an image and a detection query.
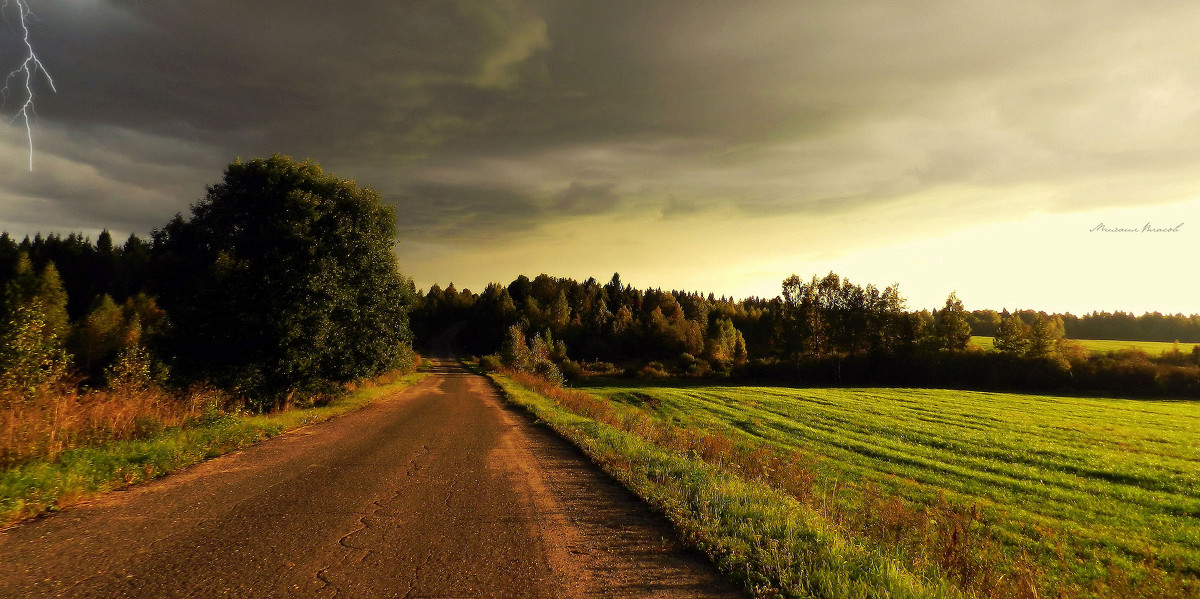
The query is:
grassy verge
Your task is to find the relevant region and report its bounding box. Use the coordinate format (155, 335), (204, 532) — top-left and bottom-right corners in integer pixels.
(495, 370), (1198, 598)
(0, 372), (425, 527)
(490, 370), (968, 599)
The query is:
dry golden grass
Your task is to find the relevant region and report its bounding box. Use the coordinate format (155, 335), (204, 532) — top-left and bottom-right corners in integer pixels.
(1, 369), (426, 526)
(0, 383), (233, 468)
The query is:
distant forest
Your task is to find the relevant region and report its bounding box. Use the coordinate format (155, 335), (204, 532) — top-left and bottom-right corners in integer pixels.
(413, 272), (1200, 355)
(0, 230), (151, 321)
(4, 231), (1195, 346)
(3, 229), (1199, 398)
(414, 273), (1200, 396)
(967, 310), (1200, 344)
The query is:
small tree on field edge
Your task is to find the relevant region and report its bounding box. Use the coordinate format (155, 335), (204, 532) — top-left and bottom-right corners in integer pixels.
(935, 291), (972, 351)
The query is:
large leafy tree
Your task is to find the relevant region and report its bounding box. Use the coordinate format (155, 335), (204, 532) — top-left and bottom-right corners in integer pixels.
(1026, 313), (1065, 360)
(153, 155), (414, 407)
(994, 313), (1031, 356)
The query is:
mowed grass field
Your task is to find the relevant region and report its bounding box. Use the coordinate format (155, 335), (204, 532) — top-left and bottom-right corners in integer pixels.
(971, 335), (1195, 355)
(582, 382), (1200, 592)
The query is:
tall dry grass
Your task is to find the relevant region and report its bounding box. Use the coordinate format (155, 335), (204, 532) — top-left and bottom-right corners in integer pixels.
(0, 383), (234, 468)
(1, 349), (423, 470)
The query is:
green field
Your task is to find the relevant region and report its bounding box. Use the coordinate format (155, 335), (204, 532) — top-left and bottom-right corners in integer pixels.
(971, 336), (1195, 355)
(581, 382), (1200, 595)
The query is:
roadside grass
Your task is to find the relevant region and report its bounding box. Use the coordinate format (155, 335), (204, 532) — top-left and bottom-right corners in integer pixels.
(492, 371), (977, 599)
(971, 336), (1196, 356)
(491, 367), (1198, 598)
(1, 384), (233, 468)
(583, 382), (1200, 598)
(0, 372), (425, 527)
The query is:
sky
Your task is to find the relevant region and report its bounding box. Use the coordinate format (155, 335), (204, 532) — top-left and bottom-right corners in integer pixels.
(1, 1), (1198, 315)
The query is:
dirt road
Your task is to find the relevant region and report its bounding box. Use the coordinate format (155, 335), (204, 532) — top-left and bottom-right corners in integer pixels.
(0, 359), (743, 598)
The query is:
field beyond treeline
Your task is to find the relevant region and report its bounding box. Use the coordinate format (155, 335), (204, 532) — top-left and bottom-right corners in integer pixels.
(972, 336), (1193, 356)
(577, 381), (1200, 597)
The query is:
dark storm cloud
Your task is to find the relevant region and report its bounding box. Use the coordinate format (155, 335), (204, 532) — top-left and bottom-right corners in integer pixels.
(4, 0), (1200, 246)
(390, 178), (626, 245)
(390, 182), (542, 243)
(33, 1), (550, 155)
(2, 0), (561, 234)
(551, 181), (619, 215)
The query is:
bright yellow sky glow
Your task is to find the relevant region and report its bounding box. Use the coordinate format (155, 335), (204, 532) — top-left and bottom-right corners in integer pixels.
(803, 198), (1200, 314)
(401, 195), (1200, 314)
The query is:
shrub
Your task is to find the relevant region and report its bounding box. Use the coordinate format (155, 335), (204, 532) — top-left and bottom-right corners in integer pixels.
(533, 360), (565, 386)
(559, 359), (585, 382)
(585, 361), (619, 375)
(1157, 364), (1200, 396)
(637, 361), (671, 380)
(479, 353), (504, 372)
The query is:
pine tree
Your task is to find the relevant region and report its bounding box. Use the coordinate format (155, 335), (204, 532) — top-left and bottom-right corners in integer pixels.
(500, 324), (531, 371)
(935, 292), (972, 351)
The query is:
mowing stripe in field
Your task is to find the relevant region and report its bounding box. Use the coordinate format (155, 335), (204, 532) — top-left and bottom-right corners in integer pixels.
(585, 383), (1200, 570)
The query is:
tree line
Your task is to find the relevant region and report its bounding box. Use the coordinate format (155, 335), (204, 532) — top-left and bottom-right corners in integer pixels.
(967, 309), (1200, 343)
(414, 272), (969, 372)
(414, 273), (1200, 397)
(0, 156), (417, 410)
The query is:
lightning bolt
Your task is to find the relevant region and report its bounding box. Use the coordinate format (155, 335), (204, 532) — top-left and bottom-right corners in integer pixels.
(2, 0), (54, 171)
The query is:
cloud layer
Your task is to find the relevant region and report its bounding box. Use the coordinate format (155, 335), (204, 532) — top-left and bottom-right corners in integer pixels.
(2, 1), (1198, 309)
